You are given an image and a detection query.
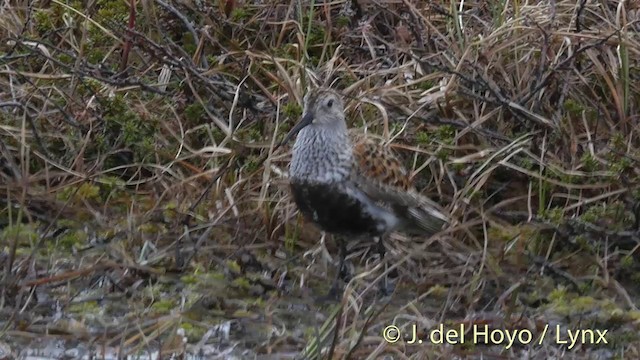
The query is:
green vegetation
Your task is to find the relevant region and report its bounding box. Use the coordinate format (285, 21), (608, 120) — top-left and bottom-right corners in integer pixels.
(1, 0), (639, 358)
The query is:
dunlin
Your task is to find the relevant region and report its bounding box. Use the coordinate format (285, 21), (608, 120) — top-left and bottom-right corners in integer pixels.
(283, 88), (449, 296)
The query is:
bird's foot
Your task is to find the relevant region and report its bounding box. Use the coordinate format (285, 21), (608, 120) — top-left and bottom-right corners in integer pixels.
(377, 264), (399, 297)
(377, 278), (395, 297)
(338, 262), (353, 282)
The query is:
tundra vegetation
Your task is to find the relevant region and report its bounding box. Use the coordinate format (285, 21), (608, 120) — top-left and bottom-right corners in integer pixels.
(1, 0), (639, 358)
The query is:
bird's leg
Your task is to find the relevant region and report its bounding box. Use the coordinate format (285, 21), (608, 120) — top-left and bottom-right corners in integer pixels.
(327, 236), (347, 298)
(376, 237), (388, 294)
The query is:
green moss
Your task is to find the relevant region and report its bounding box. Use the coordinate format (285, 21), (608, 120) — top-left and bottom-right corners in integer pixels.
(429, 284), (448, 298)
(182, 32), (197, 54)
(488, 226), (519, 242)
(572, 235), (592, 251)
(68, 300), (100, 314)
(143, 283), (164, 301)
(86, 47), (106, 64)
(610, 133), (626, 152)
(580, 206), (599, 223)
(226, 260), (242, 275)
(205, 272), (226, 281)
(608, 157), (632, 175)
(58, 229), (88, 249)
(78, 182), (101, 201)
(100, 94), (158, 162)
(241, 155), (261, 173)
(621, 255), (634, 268)
(231, 309), (256, 318)
(581, 201), (631, 230)
(283, 102), (302, 119)
(563, 99), (583, 115)
(162, 201), (179, 221)
(244, 127), (263, 142)
(336, 16), (350, 27)
(543, 207), (564, 225)
(558, 172), (581, 185)
(34, 9), (54, 34)
(206, 124), (227, 144)
(389, 122), (403, 136)
(549, 286), (567, 302)
(99, 175), (126, 196)
(57, 219), (80, 228)
(181, 274), (199, 285)
(607, 330), (640, 349)
(427, 125), (456, 146)
(55, 53), (72, 66)
(337, 74), (358, 89)
(231, 7), (252, 22)
(231, 277), (251, 290)
(416, 131), (430, 145)
(451, 162), (465, 173)
(207, 55), (218, 65)
(546, 285), (631, 324)
(169, 271), (218, 293)
(517, 157), (535, 170)
(305, 20), (326, 48)
(417, 80), (435, 91)
(631, 188), (640, 202)
(181, 322), (207, 342)
(576, 281), (593, 294)
(467, 187), (485, 201)
(0, 223), (39, 245)
(580, 153), (599, 172)
(151, 299), (176, 314)
(628, 310), (640, 321)
(85, 20), (113, 64)
(184, 103), (206, 123)
(138, 222), (165, 235)
(302, 14), (328, 62)
(57, 182), (101, 203)
(95, 0), (129, 22)
(435, 148), (452, 161)
(571, 296), (596, 312)
(284, 224), (298, 252)
(357, 103), (378, 125)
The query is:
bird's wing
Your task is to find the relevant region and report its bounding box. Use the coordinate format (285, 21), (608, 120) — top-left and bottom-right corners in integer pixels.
(350, 132), (449, 235)
(350, 132), (412, 191)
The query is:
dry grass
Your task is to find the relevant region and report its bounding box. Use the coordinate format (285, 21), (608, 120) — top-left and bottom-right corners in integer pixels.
(1, 0), (640, 358)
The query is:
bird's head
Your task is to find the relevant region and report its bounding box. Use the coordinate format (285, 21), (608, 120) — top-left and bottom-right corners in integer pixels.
(283, 88), (346, 144)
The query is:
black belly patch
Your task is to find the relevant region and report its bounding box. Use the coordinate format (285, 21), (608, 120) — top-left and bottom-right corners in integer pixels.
(290, 181), (386, 236)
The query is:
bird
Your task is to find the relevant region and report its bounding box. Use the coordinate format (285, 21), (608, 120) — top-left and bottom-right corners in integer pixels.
(282, 87), (449, 297)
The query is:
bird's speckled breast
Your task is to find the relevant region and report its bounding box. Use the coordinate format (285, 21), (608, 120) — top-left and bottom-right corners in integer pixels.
(290, 180), (387, 236)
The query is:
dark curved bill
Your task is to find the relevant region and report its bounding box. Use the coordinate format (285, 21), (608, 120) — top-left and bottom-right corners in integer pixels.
(281, 112), (314, 145)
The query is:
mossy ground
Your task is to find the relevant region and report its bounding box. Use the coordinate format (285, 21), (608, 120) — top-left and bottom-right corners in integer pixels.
(1, 0), (640, 358)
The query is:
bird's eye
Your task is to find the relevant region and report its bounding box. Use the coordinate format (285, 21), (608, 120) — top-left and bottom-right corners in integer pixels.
(327, 99), (334, 108)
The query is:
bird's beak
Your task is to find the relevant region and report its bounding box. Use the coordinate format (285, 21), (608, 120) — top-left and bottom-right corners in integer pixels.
(282, 112), (314, 144)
